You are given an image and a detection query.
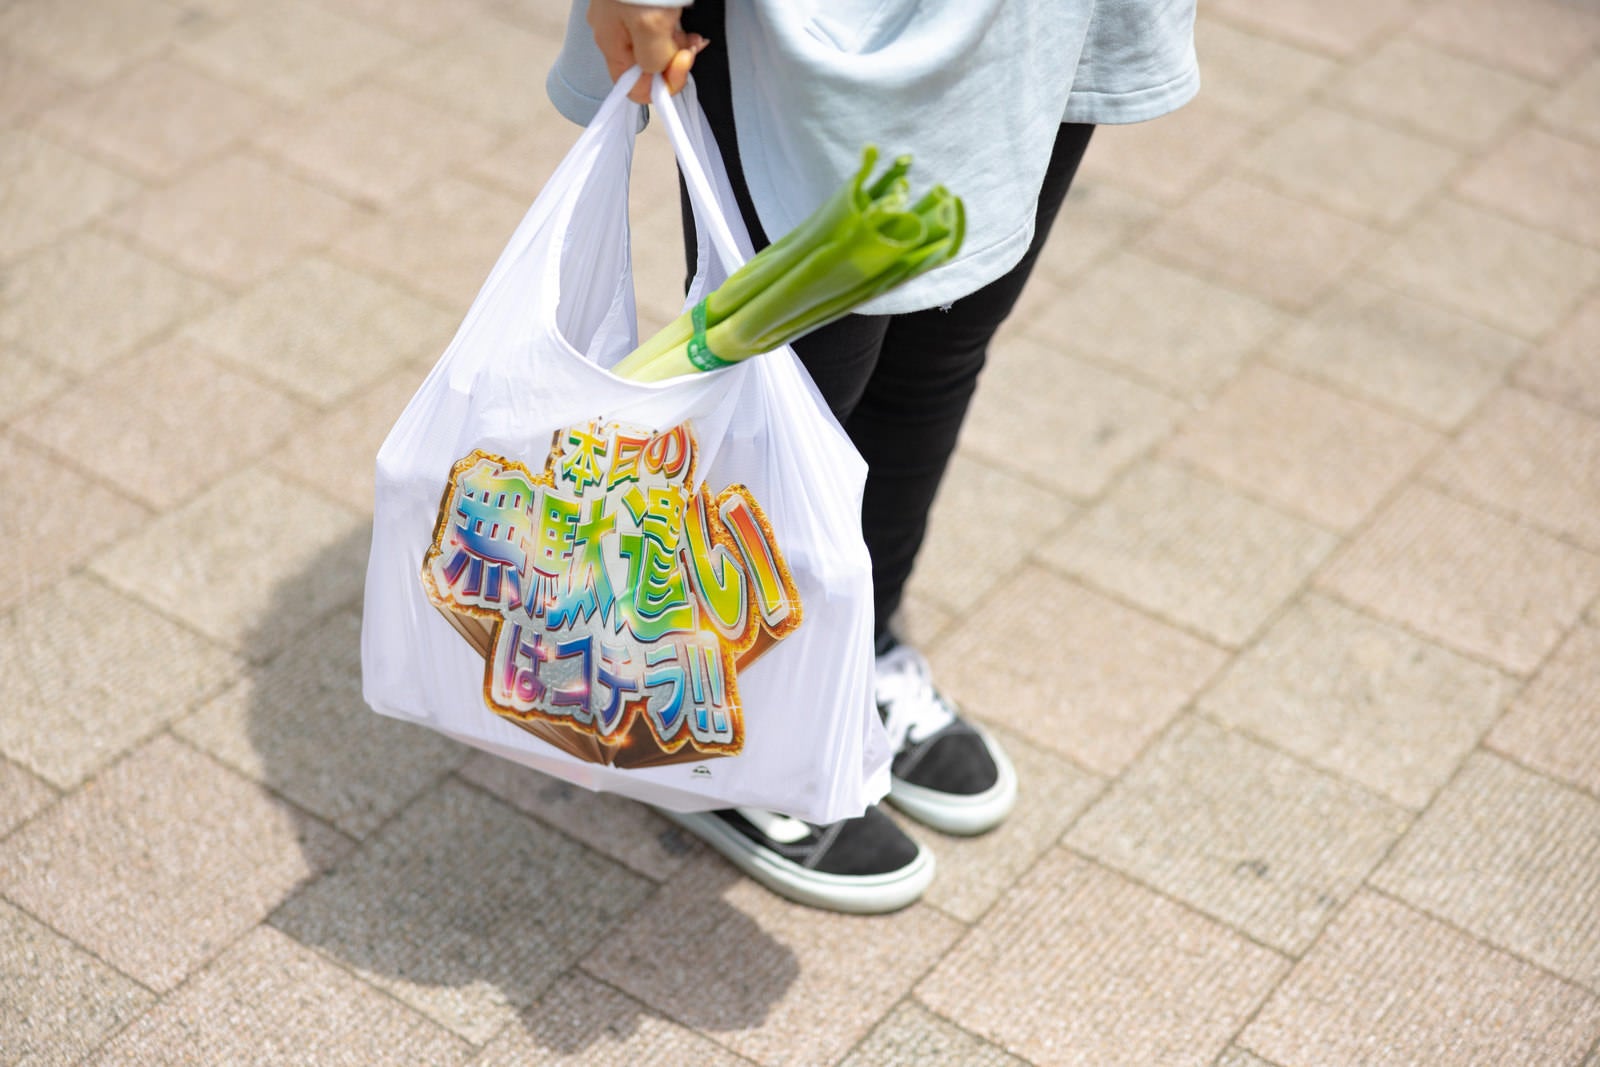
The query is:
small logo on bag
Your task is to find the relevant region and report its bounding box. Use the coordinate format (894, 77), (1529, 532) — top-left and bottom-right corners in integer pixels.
(422, 419), (801, 769)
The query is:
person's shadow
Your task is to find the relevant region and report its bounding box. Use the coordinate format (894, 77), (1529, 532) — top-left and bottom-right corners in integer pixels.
(245, 525), (797, 1051)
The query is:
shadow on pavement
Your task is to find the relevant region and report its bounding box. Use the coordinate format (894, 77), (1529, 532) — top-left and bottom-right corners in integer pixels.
(246, 526), (797, 1050)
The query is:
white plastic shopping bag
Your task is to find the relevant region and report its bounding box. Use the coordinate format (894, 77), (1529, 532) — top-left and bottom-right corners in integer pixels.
(362, 71), (892, 824)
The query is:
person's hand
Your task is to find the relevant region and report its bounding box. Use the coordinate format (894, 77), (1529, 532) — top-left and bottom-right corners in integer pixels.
(587, 0), (708, 104)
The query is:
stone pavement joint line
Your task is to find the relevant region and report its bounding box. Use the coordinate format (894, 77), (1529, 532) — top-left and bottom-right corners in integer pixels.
(1, 0), (1598, 1063)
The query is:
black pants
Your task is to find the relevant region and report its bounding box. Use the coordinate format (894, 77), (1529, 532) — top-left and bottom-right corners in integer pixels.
(680, 4), (1093, 639)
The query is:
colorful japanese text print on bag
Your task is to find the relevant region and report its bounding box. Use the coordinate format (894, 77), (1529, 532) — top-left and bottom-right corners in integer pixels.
(362, 72), (892, 823)
(422, 420), (799, 769)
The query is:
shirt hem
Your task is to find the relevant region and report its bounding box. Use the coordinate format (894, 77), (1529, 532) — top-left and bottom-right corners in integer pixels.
(853, 217), (1034, 315)
(1063, 64), (1201, 125)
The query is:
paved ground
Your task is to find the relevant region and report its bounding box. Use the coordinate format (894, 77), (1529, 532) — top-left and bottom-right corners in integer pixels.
(3, 0), (1599, 1064)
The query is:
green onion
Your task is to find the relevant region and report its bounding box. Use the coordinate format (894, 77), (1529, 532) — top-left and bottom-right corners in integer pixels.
(612, 146), (964, 382)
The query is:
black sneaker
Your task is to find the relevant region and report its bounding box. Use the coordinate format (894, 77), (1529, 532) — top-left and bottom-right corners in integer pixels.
(660, 805), (934, 913)
(876, 642), (1017, 836)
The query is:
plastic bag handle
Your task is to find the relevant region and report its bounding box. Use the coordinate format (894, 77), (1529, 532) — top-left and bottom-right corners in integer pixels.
(645, 72), (749, 275)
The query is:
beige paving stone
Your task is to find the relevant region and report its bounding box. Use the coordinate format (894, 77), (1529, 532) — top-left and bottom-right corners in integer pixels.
(183, 257), (456, 405)
(89, 468), (370, 659)
(1043, 462), (1338, 647)
(906, 452), (1078, 614)
(1373, 751), (1600, 989)
(1457, 128), (1600, 248)
(932, 565), (1227, 776)
(918, 847), (1288, 1067)
(1202, 0), (1423, 56)
(319, 0), (485, 42)
(39, 59), (276, 181)
(1163, 365), (1441, 531)
(1271, 279), (1524, 429)
(1077, 97), (1255, 206)
(457, 751), (703, 883)
(1412, 0), (1600, 83)
(894, 590), (958, 649)
(107, 154), (364, 288)
(334, 175), (527, 310)
(1517, 295), (1600, 417)
(384, 17), (563, 131)
(0, 734), (346, 991)
(1372, 199), (1600, 340)
(1201, 593), (1513, 809)
(1318, 485), (1600, 673)
(88, 926), (473, 1067)
(1029, 181), (1162, 289)
(630, 124), (685, 219)
(1192, 16), (1339, 124)
(1021, 252), (1287, 399)
(1217, 1050), (1279, 1067)
(272, 778), (654, 1043)
(1540, 58), (1600, 146)
(1241, 104), (1464, 226)
(177, 0), (410, 105)
(15, 340), (309, 509)
(0, 433), (150, 614)
(1138, 177), (1382, 311)
(0, 230), (220, 375)
(478, 0), (571, 35)
(0, 346), (66, 426)
(623, 167), (686, 310)
(178, 610), (468, 838)
(258, 84), (500, 208)
(265, 369), (421, 513)
(839, 1002), (1028, 1067)
(0, 758), (54, 838)
(470, 114), (587, 204)
(1488, 623), (1600, 796)
(171, 0), (243, 15)
(1325, 37), (1544, 149)
(471, 970), (753, 1067)
(961, 339), (1184, 500)
(899, 724), (1103, 922)
(1241, 892), (1600, 1067)
(0, 129), (138, 264)
(0, 572), (243, 789)
(1427, 388), (1600, 551)
(0, 47), (75, 127)
(583, 855), (963, 1067)
(0, 898), (154, 1067)
(0, 0), (189, 82)
(1069, 716), (1411, 953)
(630, 195), (696, 328)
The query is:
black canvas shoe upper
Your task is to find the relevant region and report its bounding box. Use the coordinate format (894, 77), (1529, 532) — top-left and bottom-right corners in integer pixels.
(714, 807), (921, 877)
(890, 720), (1001, 795)
(876, 642), (1002, 796)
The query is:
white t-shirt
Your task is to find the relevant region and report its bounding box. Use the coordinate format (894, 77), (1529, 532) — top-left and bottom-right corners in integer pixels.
(549, 0), (1198, 313)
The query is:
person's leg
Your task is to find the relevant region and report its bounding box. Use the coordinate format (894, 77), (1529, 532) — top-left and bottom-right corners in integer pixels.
(668, 0), (929, 914)
(850, 122), (1096, 638)
(846, 121), (1094, 835)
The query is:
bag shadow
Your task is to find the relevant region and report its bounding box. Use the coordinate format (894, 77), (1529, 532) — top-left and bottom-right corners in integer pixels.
(246, 525), (799, 1050)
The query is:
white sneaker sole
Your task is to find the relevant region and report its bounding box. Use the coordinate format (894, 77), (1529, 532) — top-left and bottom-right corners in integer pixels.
(660, 809), (935, 914)
(888, 725), (1018, 836)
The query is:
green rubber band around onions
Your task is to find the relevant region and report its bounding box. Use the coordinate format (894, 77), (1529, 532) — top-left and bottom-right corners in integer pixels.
(683, 298), (732, 372)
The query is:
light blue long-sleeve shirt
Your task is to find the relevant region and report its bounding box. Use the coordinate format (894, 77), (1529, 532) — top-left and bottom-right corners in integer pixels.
(550, 1), (1198, 313)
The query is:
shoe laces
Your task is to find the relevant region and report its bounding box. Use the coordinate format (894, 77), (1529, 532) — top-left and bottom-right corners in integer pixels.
(875, 644), (957, 754)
